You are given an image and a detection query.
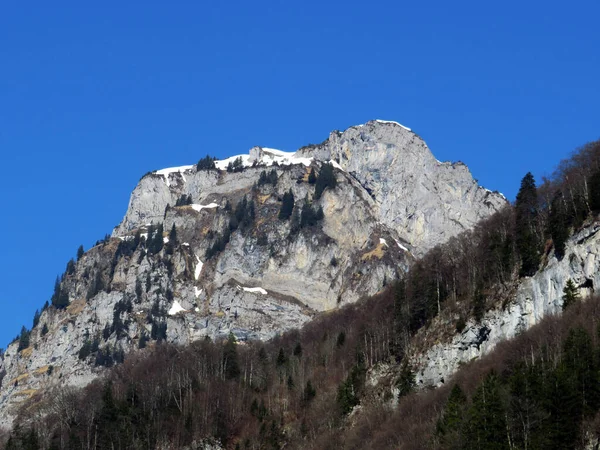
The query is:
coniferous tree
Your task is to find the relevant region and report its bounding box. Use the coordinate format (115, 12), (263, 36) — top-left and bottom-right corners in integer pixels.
(549, 191), (569, 260)
(307, 167), (316, 184)
(397, 361), (415, 397)
(166, 223), (177, 255)
(589, 169), (600, 213)
(41, 323), (48, 336)
(77, 245), (85, 261)
(278, 189), (295, 220)
(17, 326), (30, 351)
(223, 333), (240, 380)
(562, 279), (580, 311)
(197, 155), (216, 171)
(437, 384), (467, 446)
(515, 172), (541, 277)
(314, 163), (336, 199)
(32, 309), (40, 328)
(464, 371), (508, 450)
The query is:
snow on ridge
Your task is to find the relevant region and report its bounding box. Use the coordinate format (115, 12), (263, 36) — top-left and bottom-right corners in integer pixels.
(191, 203), (219, 212)
(258, 148), (312, 167)
(373, 119), (411, 132)
(483, 188), (508, 200)
(261, 147), (290, 156)
(240, 286), (268, 295)
(168, 300), (187, 316)
(155, 165), (194, 187)
(379, 238), (389, 247)
(214, 154), (253, 170)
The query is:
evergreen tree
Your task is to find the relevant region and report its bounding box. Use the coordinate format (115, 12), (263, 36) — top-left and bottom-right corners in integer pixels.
(166, 223), (177, 255)
(223, 333), (240, 379)
(77, 244), (85, 261)
(562, 279), (580, 311)
(303, 380), (316, 405)
(589, 169), (600, 212)
(41, 323), (49, 336)
(397, 361), (415, 397)
(148, 223), (164, 254)
(314, 163), (337, 199)
(278, 189), (295, 220)
(437, 384), (467, 446)
(549, 191), (569, 259)
(32, 309), (40, 328)
(227, 156), (244, 173)
(515, 172), (541, 277)
(307, 167), (316, 184)
(464, 371), (509, 450)
(276, 348), (287, 366)
(197, 155), (216, 171)
(17, 326), (30, 351)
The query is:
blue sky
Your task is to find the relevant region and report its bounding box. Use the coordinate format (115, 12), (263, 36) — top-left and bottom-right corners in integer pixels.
(1, 1), (598, 348)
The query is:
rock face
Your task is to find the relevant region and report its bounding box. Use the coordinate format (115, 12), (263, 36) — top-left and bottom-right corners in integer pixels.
(294, 120), (507, 254)
(0, 120), (505, 427)
(414, 222), (600, 387)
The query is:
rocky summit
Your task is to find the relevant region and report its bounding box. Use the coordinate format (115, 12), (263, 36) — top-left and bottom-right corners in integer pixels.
(0, 120), (505, 426)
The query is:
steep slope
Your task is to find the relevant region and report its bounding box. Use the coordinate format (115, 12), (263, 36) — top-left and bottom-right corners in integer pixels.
(414, 220), (600, 386)
(0, 120), (505, 428)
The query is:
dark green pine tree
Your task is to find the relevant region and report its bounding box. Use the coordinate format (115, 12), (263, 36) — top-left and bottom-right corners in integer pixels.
(515, 172), (541, 277)
(464, 371), (509, 450)
(77, 244), (85, 261)
(165, 223), (177, 255)
(589, 169), (600, 213)
(563, 326), (600, 415)
(307, 167), (317, 184)
(17, 326), (30, 351)
(32, 309), (40, 328)
(562, 279), (580, 311)
(223, 332), (240, 380)
(543, 364), (581, 449)
(278, 189), (295, 220)
(397, 361), (415, 398)
(548, 191), (569, 260)
(314, 163), (337, 199)
(437, 384), (468, 447)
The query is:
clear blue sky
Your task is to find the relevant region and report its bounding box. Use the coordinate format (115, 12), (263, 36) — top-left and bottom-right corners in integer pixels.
(1, 1), (598, 349)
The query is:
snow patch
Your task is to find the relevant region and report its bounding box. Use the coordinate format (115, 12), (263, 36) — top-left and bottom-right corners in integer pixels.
(182, 242), (190, 247)
(374, 119), (411, 132)
(155, 165), (194, 187)
(379, 238), (388, 247)
(191, 203), (219, 212)
(168, 300), (187, 316)
(194, 287), (202, 298)
(329, 160), (344, 171)
(394, 239), (410, 253)
(195, 257), (203, 281)
(163, 237), (169, 244)
(240, 286), (268, 295)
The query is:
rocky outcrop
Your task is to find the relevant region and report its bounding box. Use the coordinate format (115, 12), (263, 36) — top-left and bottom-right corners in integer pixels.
(0, 120), (505, 427)
(414, 222), (600, 387)
(295, 120), (507, 254)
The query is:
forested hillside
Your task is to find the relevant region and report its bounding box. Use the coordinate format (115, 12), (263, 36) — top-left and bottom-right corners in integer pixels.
(1, 138), (600, 450)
